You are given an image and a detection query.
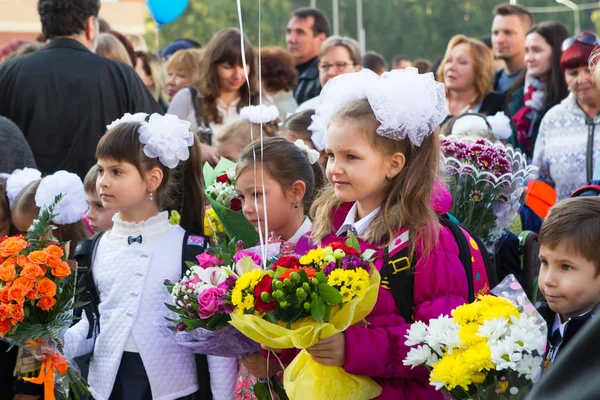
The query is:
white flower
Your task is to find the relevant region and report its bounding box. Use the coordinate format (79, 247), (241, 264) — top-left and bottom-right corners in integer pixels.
(138, 113), (194, 169)
(516, 354), (543, 382)
(429, 379), (445, 391)
(405, 320), (428, 346)
(424, 315), (460, 351)
(226, 167), (236, 182)
(490, 338), (521, 371)
(403, 345), (433, 368)
(478, 317), (509, 343)
(507, 314), (546, 353)
(206, 181), (238, 208)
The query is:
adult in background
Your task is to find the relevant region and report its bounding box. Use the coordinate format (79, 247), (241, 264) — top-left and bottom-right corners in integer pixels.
(0, 117), (36, 173)
(135, 51), (169, 111)
(532, 32), (600, 200)
(391, 55), (412, 69)
(412, 58), (431, 74)
(363, 51), (388, 75)
(491, 3), (532, 94)
(0, 0), (161, 179)
(260, 46), (298, 119)
(286, 8), (330, 105)
(437, 35), (505, 120)
(296, 35), (362, 113)
(506, 22), (570, 159)
(96, 33), (132, 66)
(165, 48), (202, 102)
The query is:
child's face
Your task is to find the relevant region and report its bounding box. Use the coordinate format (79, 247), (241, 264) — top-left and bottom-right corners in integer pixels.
(216, 139), (243, 162)
(236, 166), (300, 241)
(539, 242), (600, 321)
(85, 191), (117, 233)
(96, 159), (157, 214)
(11, 209), (34, 234)
(325, 120), (395, 215)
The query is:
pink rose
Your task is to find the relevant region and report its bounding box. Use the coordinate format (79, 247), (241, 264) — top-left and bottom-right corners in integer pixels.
(233, 250), (262, 265)
(196, 253), (223, 269)
(197, 287), (223, 319)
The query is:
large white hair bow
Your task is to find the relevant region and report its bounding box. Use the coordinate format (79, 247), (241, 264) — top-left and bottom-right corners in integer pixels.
(240, 104), (280, 124)
(6, 168), (42, 208)
(106, 113), (194, 169)
(35, 170), (88, 225)
(309, 68), (448, 149)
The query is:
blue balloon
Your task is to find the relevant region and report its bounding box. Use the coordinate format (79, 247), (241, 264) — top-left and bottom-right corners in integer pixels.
(147, 0), (188, 27)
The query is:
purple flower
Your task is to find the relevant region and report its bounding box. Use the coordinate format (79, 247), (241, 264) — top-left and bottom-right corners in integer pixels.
(234, 250), (262, 265)
(322, 262), (338, 276)
(235, 240), (246, 252)
(197, 287), (224, 319)
(177, 322), (187, 331)
(476, 153), (495, 171)
(219, 275), (237, 291)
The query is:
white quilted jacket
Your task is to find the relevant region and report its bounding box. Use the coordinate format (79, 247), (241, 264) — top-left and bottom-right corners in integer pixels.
(64, 212), (238, 400)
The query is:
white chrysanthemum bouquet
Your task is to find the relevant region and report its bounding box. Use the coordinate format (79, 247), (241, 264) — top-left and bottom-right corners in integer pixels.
(403, 275), (547, 399)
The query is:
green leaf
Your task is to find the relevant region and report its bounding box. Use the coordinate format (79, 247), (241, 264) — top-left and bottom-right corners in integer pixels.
(323, 304), (332, 322)
(345, 233), (360, 252)
(185, 261), (196, 269)
(164, 303), (183, 314)
(253, 382), (272, 400)
(297, 268), (309, 283)
(314, 271), (327, 284)
(311, 296), (325, 323)
(318, 284), (343, 305)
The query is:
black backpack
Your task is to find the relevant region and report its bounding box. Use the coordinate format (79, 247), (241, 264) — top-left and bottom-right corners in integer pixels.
(380, 214), (498, 322)
(73, 230), (213, 400)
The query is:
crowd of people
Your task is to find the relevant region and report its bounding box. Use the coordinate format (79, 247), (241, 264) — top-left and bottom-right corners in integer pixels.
(0, 0), (599, 399)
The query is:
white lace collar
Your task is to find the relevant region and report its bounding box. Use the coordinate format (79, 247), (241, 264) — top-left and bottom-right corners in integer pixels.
(336, 203), (381, 237)
(110, 211), (174, 240)
(287, 217), (312, 245)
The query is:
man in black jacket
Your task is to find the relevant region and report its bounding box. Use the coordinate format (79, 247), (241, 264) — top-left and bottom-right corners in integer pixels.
(0, 0), (162, 179)
(286, 8), (330, 106)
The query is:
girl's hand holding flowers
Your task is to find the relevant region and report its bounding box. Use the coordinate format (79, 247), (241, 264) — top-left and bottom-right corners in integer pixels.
(306, 332), (345, 366)
(242, 353), (284, 379)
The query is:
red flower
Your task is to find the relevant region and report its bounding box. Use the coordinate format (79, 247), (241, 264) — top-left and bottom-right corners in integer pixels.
(329, 242), (360, 256)
(230, 198), (242, 211)
(272, 256), (300, 271)
(279, 266), (317, 281)
(216, 173), (231, 184)
(253, 275), (277, 312)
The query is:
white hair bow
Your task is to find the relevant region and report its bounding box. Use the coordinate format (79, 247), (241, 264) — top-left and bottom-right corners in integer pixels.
(35, 170), (88, 225)
(294, 139), (320, 165)
(240, 104), (280, 124)
(6, 168), (42, 208)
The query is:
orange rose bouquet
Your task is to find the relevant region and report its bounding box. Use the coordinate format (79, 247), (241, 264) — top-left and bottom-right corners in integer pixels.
(0, 194), (87, 400)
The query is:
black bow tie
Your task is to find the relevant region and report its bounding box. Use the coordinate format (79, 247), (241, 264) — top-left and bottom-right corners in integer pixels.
(128, 235), (143, 245)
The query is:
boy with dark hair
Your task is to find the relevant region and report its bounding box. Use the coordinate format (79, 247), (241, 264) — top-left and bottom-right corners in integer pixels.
(537, 197), (600, 369)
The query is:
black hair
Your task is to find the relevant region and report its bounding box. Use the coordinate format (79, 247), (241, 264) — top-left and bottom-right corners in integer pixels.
(363, 51), (388, 74)
(292, 8), (331, 37)
(38, 0), (100, 40)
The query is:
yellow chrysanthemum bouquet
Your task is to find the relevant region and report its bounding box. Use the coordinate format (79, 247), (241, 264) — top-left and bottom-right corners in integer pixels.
(229, 235), (382, 400)
(403, 275), (547, 399)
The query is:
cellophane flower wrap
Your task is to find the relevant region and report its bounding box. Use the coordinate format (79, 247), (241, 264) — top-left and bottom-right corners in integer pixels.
(441, 138), (537, 253)
(0, 194), (88, 400)
(229, 234), (382, 400)
(203, 158), (259, 247)
(403, 274), (547, 400)
(161, 238), (260, 357)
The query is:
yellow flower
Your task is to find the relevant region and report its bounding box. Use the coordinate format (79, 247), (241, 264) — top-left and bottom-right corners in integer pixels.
(243, 293), (254, 310)
(459, 322), (486, 346)
(471, 372), (487, 384)
(299, 248), (325, 266)
(204, 208), (224, 236)
(461, 342), (494, 372)
(498, 380), (508, 394)
(231, 289), (242, 307)
(430, 351), (473, 392)
(327, 269), (346, 286)
(169, 210), (181, 225)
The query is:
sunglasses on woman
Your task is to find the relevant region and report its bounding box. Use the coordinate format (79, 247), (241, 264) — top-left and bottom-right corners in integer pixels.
(561, 33), (600, 52)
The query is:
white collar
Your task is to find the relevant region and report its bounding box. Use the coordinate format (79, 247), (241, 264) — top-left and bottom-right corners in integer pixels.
(109, 211), (174, 240)
(287, 217), (312, 244)
(336, 203), (381, 237)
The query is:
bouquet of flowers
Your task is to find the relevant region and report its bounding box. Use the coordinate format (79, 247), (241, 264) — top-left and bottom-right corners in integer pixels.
(0, 195), (87, 400)
(161, 238), (260, 357)
(203, 158), (258, 247)
(229, 235), (382, 400)
(403, 275), (547, 399)
(441, 138), (537, 252)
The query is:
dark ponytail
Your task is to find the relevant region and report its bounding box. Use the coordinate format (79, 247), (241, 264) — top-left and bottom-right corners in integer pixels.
(178, 135), (205, 232)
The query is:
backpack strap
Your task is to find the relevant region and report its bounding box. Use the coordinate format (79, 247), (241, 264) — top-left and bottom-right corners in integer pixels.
(187, 86), (213, 145)
(381, 245), (414, 323)
(439, 216), (475, 302)
(181, 230), (213, 400)
(74, 232), (105, 339)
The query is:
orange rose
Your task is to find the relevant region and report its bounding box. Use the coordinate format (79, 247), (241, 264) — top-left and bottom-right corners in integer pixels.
(0, 237), (27, 258)
(45, 255), (61, 268)
(44, 245), (64, 258)
(0, 319), (10, 335)
(15, 255), (27, 267)
(20, 264), (45, 280)
(35, 278), (57, 298)
(0, 303), (10, 319)
(51, 262), (71, 279)
(27, 251), (48, 265)
(13, 277), (34, 292)
(0, 287), (10, 303)
(26, 289), (39, 301)
(8, 285), (26, 303)
(0, 265), (16, 282)
(10, 304), (24, 324)
(2, 258), (15, 268)
(37, 296), (56, 311)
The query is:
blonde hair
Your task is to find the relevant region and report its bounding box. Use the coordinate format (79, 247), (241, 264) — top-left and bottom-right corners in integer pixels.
(136, 51), (169, 105)
(217, 119), (278, 148)
(166, 48), (202, 87)
(126, 34), (148, 52)
(96, 33), (133, 67)
(319, 36), (362, 66)
(437, 35), (495, 105)
(310, 98), (441, 254)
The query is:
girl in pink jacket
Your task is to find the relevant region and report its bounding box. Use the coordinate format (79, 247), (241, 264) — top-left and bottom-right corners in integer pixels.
(300, 69), (469, 399)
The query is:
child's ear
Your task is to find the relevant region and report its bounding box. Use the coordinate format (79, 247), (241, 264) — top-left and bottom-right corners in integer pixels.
(290, 180), (307, 206)
(387, 152), (406, 179)
(145, 166), (164, 193)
